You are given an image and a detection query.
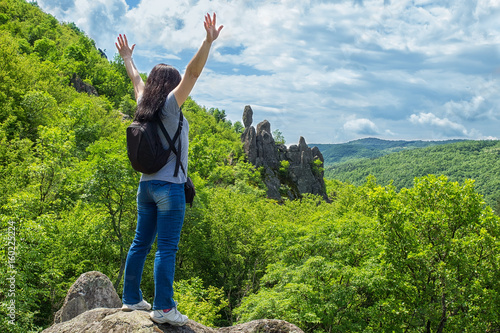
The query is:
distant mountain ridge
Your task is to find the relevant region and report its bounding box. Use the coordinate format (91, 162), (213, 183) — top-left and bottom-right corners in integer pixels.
(313, 137), (466, 166)
(320, 139), (500, 209)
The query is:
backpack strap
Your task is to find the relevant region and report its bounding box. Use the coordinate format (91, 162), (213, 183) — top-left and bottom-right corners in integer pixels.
(174, 112), (183, 177)
(157, 112), (186, 177)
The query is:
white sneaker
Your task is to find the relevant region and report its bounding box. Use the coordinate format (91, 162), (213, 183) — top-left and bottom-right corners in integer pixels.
(121, 299), (151, 311)
(150, 307), (189, 326)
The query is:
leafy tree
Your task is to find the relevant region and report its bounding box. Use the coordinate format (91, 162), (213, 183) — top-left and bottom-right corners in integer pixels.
(20, 90), (58, 139)
(174, 277), (228, 327)
(235, 194), (383, 332)
(177, 188), (271, 325)
(209, 107), (227, 123)
(27, 126), (76, 215)
(369, 175), (500, 331)
(79, 136), (139, 289)
(232, 121), (244, 134)
(119, 95), (137, 118)
(272, 129), (285, 145)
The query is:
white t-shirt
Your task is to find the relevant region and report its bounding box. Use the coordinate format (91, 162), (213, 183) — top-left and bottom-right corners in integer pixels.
(139, 92), (189, 184)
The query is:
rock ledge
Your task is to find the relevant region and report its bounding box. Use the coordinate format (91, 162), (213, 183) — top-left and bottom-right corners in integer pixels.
(43, 272), (303, 333)
(43, 308), (303, 333)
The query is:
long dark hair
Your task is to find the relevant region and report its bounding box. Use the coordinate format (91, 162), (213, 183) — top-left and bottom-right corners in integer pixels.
(134, 63), (181, 122)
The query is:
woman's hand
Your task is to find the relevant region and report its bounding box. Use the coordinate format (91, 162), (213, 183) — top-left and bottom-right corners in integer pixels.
(115, 34), (144, 99)
(204, 13), (223, 43)
(172, 13), (223, 107)
(115, 34), (135, 59)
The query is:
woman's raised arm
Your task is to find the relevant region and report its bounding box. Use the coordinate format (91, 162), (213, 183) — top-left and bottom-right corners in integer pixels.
(115, 34), (145, 100)
(172, 13), (223, 107)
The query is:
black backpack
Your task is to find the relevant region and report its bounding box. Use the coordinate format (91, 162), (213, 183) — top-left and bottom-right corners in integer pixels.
(126, 112), (184, 175)
(126, 112), (195, 206)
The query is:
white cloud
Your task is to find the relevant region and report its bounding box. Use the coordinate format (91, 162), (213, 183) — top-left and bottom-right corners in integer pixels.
(134, 49), (181, 61)
(36, 0), (500, 143)
(443, 78), (500, 121)
(444, 96), (487, 121)
(409, 112), (468, 137)
(343, 118), (379, 135)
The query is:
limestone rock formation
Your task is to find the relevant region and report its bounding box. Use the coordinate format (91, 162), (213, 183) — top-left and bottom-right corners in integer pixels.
(53, 271), (122, 324)
(241, 106), (328, 201)
(43, 271), (304, 333)
(241, 106), (258, 166)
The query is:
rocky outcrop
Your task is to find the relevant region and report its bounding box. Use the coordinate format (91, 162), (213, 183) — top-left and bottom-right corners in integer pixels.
(241, 106), (328, 201)
(70, 73), (98, 96)
(43, 271), (304, 333)
(43, 309), (303, 333)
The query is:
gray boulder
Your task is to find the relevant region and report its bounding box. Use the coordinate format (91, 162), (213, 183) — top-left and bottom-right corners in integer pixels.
(53, 271), (122, 324)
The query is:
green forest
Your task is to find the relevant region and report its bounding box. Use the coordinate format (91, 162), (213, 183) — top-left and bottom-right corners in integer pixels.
(1, 1), (500, 332)
(324, 140), (500, 211)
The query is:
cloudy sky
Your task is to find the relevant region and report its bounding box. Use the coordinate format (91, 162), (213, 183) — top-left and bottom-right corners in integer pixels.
(36, 0), (500, 144)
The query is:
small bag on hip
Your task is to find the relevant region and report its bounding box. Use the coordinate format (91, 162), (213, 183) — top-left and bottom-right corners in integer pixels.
(184, 177), (195, 207)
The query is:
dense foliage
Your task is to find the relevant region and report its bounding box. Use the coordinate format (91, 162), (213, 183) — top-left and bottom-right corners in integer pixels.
(236, 176), (500, 332)
(324, 140), (500, 210)
(1, 1), (500, 332)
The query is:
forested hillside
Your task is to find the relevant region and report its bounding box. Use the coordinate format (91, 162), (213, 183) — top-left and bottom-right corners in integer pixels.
(1, 1), (500, 332)
(324, 140), (500, 210)
(314, 137), (465, 166)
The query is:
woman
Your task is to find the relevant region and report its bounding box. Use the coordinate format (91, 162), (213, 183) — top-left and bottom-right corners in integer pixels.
(115, 13), (223, 326)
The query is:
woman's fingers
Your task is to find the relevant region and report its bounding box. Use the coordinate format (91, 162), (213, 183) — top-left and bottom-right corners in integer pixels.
(203, 13), (222, 42)
(116, 34), (135, 55)
(205, 12), (217, 27)
(116, 34), (133, 52)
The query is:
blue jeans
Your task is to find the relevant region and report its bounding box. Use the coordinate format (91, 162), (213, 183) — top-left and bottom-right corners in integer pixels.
(122, 181), (185, 310)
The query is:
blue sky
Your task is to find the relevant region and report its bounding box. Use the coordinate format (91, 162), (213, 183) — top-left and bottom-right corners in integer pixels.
(36, 0), (500, 144)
